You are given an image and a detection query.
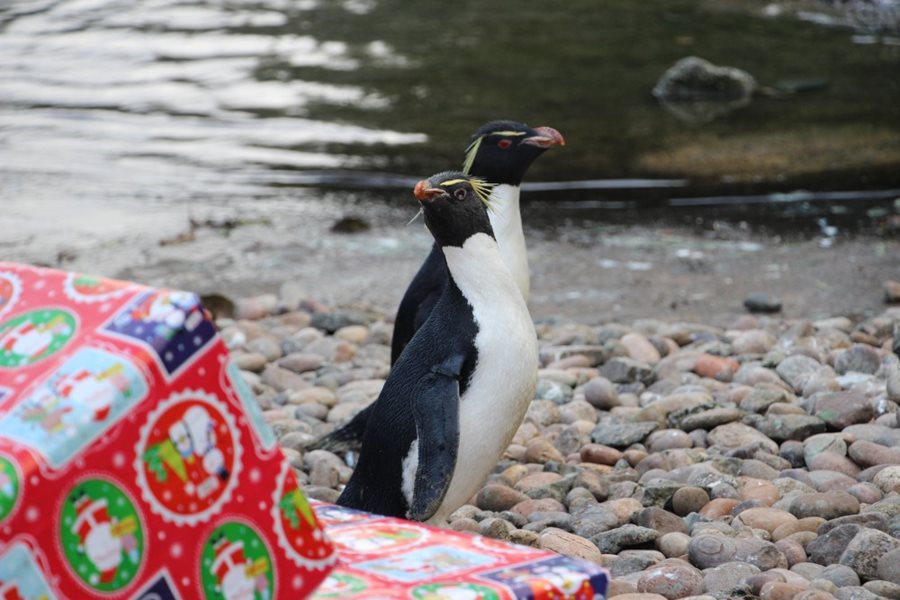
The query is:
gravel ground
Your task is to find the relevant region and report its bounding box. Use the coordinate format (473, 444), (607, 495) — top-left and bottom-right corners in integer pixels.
(221, 286), (900, 600)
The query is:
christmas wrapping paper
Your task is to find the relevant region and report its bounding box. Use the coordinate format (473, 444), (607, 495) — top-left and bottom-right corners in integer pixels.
(0, 262), (335, 599)
(313, 502), (609, 600)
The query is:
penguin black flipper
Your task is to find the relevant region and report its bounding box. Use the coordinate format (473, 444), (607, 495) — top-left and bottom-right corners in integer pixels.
(406, 354), (464, 521)
(390, 243), (448, 364)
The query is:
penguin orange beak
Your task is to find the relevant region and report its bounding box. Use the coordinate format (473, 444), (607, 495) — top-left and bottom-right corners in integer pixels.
(414, 180), (446, 203)
(524, 126), (566, 148)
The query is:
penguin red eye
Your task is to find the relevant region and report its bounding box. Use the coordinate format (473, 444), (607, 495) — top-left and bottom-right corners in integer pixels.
(497, 139), (512, 150)
(453, 188), (467, 200)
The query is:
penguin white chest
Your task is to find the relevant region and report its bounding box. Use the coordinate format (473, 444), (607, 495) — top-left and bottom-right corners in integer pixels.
(488, 184), (530, 302)
(430, 233), (538, 523)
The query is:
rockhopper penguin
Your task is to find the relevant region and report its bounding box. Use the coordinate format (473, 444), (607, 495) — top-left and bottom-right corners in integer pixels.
(336, 173), (539, 523)
(308, 121), (563, 455)
(392, 120), (565, 363)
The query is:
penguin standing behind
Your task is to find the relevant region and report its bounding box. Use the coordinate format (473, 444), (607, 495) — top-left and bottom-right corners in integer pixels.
(336, 173), (538, 523)
(392, 121), (564, 363)
(308, 121), (563, 455)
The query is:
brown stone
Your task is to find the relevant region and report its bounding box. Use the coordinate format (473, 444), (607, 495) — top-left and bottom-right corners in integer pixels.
(739, 477), (781, 506)
(622, 332), (662, 364)
(760, 582), (807, 600)
(699, 498), (740, 519)
(476, 484), (530, 512)
(772, 517), (826, 542)
(672, 487), (710, 516)
(515, 472), (563, 493)
(510, 498), (566, 517)
(775, 539), (807, 567)
(581, 443), (624, 466)
(538, 528), (604, 563)
(694, 354), (741, 381)
(524, 438), (566, 464)
(607, 580), (639, 597)
(737, 507), (798, 534)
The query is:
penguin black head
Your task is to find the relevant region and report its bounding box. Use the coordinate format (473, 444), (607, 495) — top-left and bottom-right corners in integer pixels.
(463, 120), (565, 186)
(414, 171), (495, 248)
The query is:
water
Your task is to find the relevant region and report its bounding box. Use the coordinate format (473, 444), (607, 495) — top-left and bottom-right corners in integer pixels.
(1, 0), (898, 256)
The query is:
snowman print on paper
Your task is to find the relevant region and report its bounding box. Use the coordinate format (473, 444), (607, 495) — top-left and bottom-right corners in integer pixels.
(103, 290), (216, 378)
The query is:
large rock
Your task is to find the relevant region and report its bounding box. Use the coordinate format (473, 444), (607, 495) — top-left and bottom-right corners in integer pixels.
(538, 528), (603, 563)
(688, 534), (787, 570)
(635, 507), (689, 536)
(477, 484), (530, 512)
(873, 466), (900, 494)
(583, 376), (620, 409)
(789, 491), (860, 520)
(835, 344), (882, 375)
(736, 507), (797, 534)
(703, 561), (760, 599)
(638, 560), (705, 599)
(849, 440), (900, 468)
(749, 414), (827, 442)
(809, 391), (874, 429)
(707, 422), (778, 453)
(807, 524), (862, 566)
(877, 548), (900, 585)
(571, 504), (621, 538)
(591, 420), (658, 448)
(591, 524), (658, 553)
(840, 528), (900, 581)
(600, 357), (655, 384)
(776, 354), (823, 392)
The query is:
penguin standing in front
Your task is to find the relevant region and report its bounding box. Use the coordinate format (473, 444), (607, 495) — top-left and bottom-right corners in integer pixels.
(336, 173), (538, 523)
(307, 121), (563, 455)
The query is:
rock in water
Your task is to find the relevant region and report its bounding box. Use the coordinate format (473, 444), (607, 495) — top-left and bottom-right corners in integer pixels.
(653, 56), (757, 101)
(652, 56), (757, 122)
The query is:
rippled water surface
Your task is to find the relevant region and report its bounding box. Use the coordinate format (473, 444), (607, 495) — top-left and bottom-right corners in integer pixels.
(2, 0), (899, 235)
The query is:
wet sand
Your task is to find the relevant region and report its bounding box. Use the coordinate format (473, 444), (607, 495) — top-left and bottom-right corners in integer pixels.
(6, 193), (898, 327)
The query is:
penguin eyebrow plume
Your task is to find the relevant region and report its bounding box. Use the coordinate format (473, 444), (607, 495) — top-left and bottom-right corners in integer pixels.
(467, 177), (496, 210)
(489, 131), (526, 137)
(462, 136), (482, 175)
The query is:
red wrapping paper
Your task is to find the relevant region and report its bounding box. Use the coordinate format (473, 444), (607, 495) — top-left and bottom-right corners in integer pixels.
(0, 263), (335, 599)
(312, 503), (609, 598)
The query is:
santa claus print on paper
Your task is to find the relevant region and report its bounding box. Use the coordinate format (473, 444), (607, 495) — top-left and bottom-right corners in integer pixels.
(135, 391), (241, 525)
(201, 522), (274, 600)
(0, 309), (76, 368)
(59, 479), (145, 593)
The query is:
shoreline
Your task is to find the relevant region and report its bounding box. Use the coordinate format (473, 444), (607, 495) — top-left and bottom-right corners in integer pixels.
(6, 193), (898, 328)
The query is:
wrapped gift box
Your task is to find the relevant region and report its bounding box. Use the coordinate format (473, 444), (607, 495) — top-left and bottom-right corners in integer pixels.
(314, 503), (609, 599)
(0, 262), (336, 599)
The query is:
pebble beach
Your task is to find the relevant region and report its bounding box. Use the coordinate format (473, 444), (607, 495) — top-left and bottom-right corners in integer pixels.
(221, 287), (900, 600)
